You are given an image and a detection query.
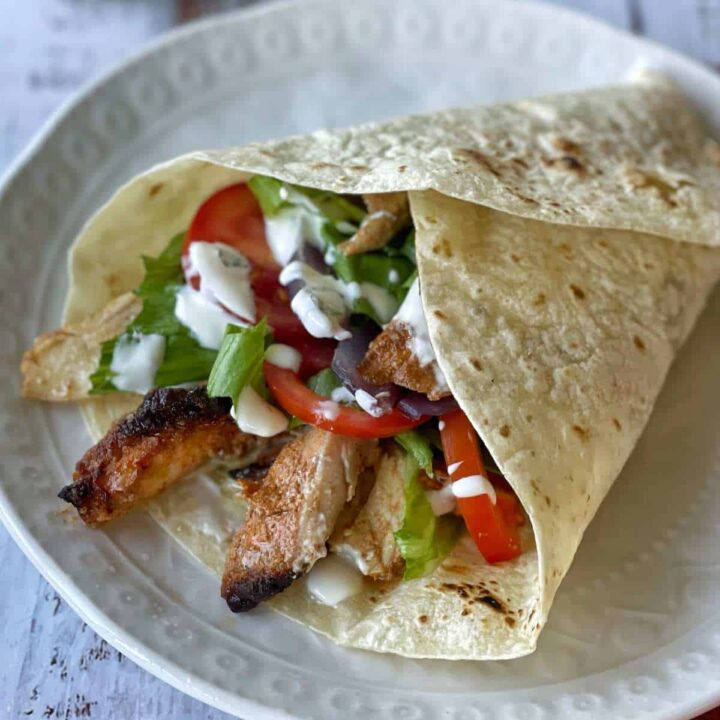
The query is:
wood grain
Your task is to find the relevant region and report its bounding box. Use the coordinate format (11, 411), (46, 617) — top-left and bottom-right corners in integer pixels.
(1, 0), (718, 717)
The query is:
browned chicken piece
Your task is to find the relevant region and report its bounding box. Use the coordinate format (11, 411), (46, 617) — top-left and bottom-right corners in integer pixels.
(21, 292), (141, 402)
(59, 387), (267, 526)
(339, 192), (411, 255)
(330, 444), (407, 582)
(222, 429), (380, 611)
(358, 320), (449, 401)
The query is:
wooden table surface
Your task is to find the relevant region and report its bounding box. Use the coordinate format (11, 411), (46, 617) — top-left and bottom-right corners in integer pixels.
(2, 1), (720, 718)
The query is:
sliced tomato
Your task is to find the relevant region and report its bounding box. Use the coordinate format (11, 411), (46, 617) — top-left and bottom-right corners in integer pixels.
(182, 183), (336, 374)
(440, 409), (522, 563)
(264, 363), (427, 438)
(182, 183), (277, 269)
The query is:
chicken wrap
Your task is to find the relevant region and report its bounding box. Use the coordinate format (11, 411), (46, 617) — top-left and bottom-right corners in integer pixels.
(21, 72), (720, 660)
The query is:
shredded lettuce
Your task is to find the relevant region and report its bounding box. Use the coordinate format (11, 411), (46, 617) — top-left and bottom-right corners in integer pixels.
(286, 367), (344, 429)
(207, 319), (270, 403)
(395, 431), (434, 477)
(394, 454), (462, 580)
(248, 175), (416, 319)
(90, 234), (217, 393)
(306, 367), (343, 397)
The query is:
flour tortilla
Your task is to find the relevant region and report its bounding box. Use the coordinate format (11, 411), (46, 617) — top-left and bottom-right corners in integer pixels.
(62, 73), (720, 659)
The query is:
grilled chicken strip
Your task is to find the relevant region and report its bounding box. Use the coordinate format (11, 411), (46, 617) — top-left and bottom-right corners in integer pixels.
(21, 292), (141, 402)
(59, 387), (266, 526)
(330, 444), (407, 582)
(358, 320), (449, 400)
(222, 429), (379, 611)
(339, 192), (411, 255)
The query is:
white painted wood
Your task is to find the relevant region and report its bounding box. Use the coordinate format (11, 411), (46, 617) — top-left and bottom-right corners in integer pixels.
(0, 0), (715, 718)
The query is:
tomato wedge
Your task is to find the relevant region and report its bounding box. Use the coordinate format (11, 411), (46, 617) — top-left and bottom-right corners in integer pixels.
(182, 183), (276, 269)
(440, 409), (522, 563)
(182, 182), (335, 374)
(264, 363), (427, 438)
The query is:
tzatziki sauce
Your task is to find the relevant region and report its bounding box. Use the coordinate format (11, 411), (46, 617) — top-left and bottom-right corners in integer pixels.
(306, 554), (365, 606)
(265, 343), (302, 373)
(231, 386), (288, 437)
(394, 277), (448, 391)
(186, 241), (255, 322)
(174, 285), (247, 350)
(451, 475), (497, 504)
(110, 333), (166, 394)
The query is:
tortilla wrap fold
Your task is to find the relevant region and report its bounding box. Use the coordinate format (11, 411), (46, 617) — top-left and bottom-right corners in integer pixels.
(57, 73), (720, 659)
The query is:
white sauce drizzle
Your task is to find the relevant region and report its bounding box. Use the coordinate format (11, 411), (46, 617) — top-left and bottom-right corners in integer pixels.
(451, 475), (497, 504)
(394, 277), (448, 390)
(334, 543), (371, 575)
(110, 333), (165, 394)
(174, 285), (247, 350)
(264, 343), (302, 373)
(354, 389), (385, 417)
(306, 555), (365, 606)
(388, 268), (400, 284)
(426, 485), (457, 516)
(447, 461), (463, 476)
(279, 261), (397, 341)
(231, 386), (288, 437)
(264, 208), (326, 266)
(438, 420), (446, 431)
(317, 400), (341, 420)
(186, 241), (255, 322)
(330, 386), (355, 404)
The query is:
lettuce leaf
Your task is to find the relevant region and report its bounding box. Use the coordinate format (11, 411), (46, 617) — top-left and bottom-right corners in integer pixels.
(248, 175), (416, 320)
(395, 430), (434, 477)
(306, 367), (343, 397)
(207, 319), (270, 403)
(394, 454), (462, 580)
(90, 234), (217, 393)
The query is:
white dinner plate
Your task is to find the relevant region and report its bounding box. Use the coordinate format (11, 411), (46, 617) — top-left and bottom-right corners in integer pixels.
(2, 1), (720, 718)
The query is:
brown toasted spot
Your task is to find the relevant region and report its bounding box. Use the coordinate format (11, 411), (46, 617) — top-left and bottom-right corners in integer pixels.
(643, 262), (655, 271)
(570, 284), (585, 300)
(310, 161), (337, 170)
(511, 253), (521, 263)
(544, 495), (552, 507)
(478, 594), (504, 612)
(397, 165), (407, 173)
(456, 148), (501, 178)
(552, 137), (582, 154)
(612, 418), (622, 431)
(623, 167), (692, 208)
(433, 310), (447, 320)
(368, 596), (377, 603)
(148, 182), (164, 197)
(525, 414), (533, 422)
(499, 424), (511, 438)
(633, 335), (646, 352)
(533, 292), (546, 306)
(461, 608), (470, 617)
(511, 189), (539, 205)
(543, 155), (586, 174)
(348, 164), (368, 171)
(470, 358), (483, 372)
(418, 614), (428, 624)
(572, 425), (589, 441)
(558, 242), (573, 257)
(505, 616), (516, 628)
(511, 157), (529, 169)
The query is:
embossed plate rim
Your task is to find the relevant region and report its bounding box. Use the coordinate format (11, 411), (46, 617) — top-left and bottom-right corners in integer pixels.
(3, 0), (720, 718)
